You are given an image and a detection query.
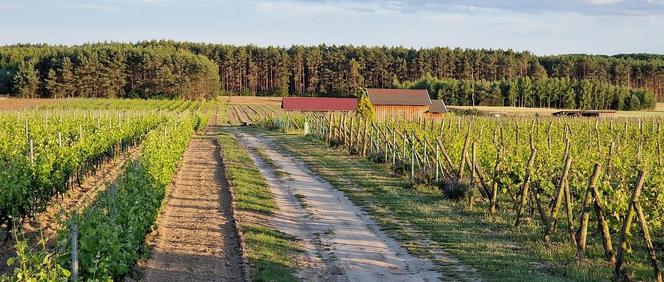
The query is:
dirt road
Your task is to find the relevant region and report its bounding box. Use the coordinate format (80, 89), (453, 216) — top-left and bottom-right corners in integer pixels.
(143, 126), (245, 282)
(233, 130), (441, 282)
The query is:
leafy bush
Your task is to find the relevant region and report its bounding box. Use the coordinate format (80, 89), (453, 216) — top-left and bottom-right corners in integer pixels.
(1, 234), (70, 282)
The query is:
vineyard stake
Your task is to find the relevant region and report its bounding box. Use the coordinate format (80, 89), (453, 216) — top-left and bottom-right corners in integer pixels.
(658, 122), (662, 166)
(423, 136), (428, 173)
(71, 223), (79, 281)
(490, 146), (503, 216)
(468, 143), (477, 208)
(29, 139), (34, 163)
(392, 128), (396, 166)
(362, 119), (368, 156)
(384, 130), (389, 164)
(514, 148), (537, 227)
(634, 201), (663, 282)
(616, 170), (661, 281)
(458, 131), (470, 182)
(545, 154), (572, 243)
(349, 117), (354, 146)
(410, 133), (415, 180)
(436, 139), (454, 175)
(326, 113), (332, 144)
(576, 163), (602, 260)
(25, 118), (29, 141)
(590, 169), (615, 263)
(435, 141), (440, 182)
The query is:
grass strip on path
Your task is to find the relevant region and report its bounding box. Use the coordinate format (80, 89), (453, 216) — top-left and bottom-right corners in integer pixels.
(256, 128), (627, 282)
(219, 129), (299, 282)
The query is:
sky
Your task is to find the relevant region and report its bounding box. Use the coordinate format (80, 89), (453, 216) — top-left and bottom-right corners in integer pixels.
(0, 0), (662, 55)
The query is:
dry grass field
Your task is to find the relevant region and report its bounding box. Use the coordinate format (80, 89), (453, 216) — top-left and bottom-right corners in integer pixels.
(222, 96), (282, 106)
(0, 98), (57, 110)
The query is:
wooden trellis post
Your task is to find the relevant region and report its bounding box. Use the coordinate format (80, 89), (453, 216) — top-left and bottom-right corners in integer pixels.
(545, 153), (572, 242)
(514, 148), (537, 227)
(391, 127), (396, 166)
(362, 120), (369, 156)
(490, 146), (503, 216)
(469, 143), (477, 208)
(435, 140), (440, 182)
(616, 170), (662, 282)
(71, 224), (79, 282)
(410, 133), (415, 180)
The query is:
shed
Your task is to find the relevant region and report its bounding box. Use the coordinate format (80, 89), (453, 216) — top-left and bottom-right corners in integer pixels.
(365, 88), (432, 121)
(426, 100), (449, 120)
(281, 97), (358, 112)
(552, 110), (617, 118)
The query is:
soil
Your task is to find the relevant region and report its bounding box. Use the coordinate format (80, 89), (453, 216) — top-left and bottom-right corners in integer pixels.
(141, 126), (246, 282)
(225, 96), (281, 106)
(0, 98), (56, 110)
(0, 144), (142, 275)
(233, 129), (442, 282)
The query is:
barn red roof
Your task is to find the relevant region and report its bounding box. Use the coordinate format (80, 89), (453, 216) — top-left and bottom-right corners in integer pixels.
(366, 88), (432, 106)
(281, 97), (358, 112)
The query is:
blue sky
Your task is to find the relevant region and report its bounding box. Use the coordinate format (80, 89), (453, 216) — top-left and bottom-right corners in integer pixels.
(0, 0), (662, 55)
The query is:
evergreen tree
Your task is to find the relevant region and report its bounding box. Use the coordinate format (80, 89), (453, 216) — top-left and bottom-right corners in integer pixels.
(505, 81), (518, 107)
(561, 79), (576, 109)
(488, 83), (502, 105)
(13, 60), (39, 98)
(348, 59), (364, 97)
(60, 57), (75, 98)
(45, 69), (60, 98)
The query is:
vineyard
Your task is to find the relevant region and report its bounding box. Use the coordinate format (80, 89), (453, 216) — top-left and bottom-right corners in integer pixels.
(0, 110), (162, 233)
(3, 1), (663, 280)
(263, 113), (664, 281)
(0, 99), (208, 281)
(228, 104), (283, 125)
(3, 96), (664, 281)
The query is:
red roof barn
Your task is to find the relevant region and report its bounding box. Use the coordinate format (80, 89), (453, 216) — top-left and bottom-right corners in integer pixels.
(281, 97), (358, 112)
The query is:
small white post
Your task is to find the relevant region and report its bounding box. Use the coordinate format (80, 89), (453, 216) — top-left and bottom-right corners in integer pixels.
(29, 139), (34, 163)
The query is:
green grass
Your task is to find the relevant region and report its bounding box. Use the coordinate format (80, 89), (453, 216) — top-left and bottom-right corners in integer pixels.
(254, 148), (291, 180)
(218, 130), (299, 282)
(252, 128), (657, 282)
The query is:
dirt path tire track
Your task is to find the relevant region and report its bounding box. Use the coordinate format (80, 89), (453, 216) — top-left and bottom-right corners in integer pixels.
(233, 129), (441, 282)
(0, 144), (142, 275)
(142, 126), (246, 282)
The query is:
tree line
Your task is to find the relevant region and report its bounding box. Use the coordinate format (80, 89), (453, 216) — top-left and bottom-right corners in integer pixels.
(167, 42), (663, 100)
(0, 41), (662, 106)
(1, 44), (220, 99)
(400, 74), (655, 111)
